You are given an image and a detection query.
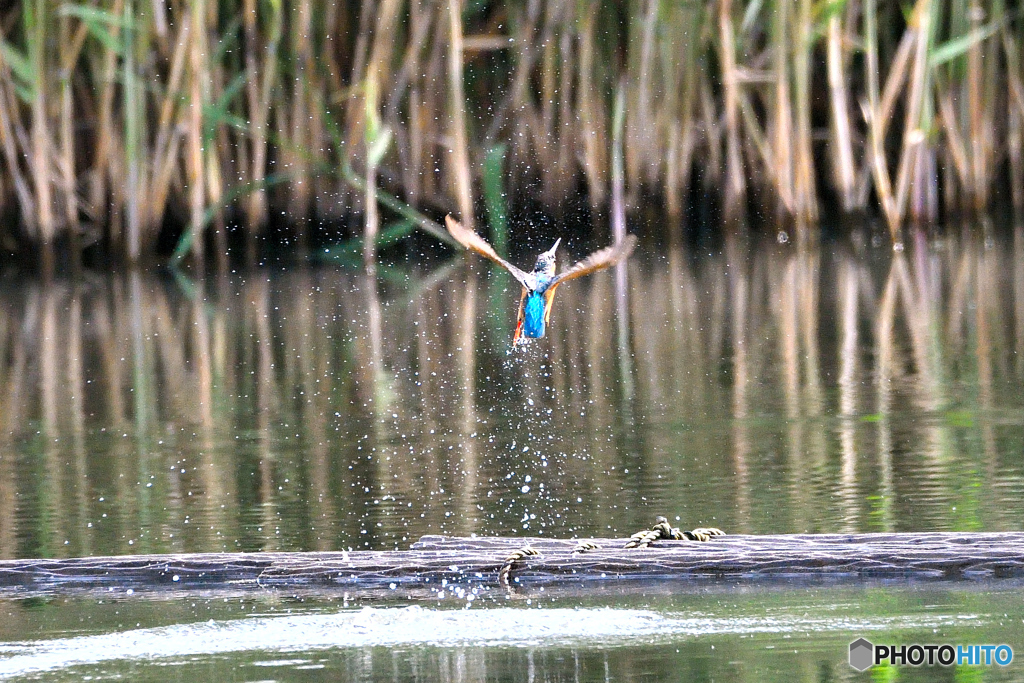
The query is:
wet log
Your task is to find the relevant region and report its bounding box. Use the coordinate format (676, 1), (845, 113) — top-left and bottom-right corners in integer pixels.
(0, 532), (1022, 598)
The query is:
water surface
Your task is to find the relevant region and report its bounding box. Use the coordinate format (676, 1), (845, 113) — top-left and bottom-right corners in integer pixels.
(2, 583), (1023, 681)
(1, 224), (1023, 679)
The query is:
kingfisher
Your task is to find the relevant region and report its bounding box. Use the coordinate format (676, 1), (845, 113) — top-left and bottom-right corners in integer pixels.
(445, 215), (637, 346)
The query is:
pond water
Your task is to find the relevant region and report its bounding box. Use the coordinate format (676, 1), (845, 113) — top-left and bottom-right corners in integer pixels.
(1, 585), (1022, 681)
(1, 222), (1023, 680)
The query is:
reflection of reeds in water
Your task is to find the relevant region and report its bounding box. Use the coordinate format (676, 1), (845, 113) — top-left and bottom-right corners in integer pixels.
(1016, 226), (1024, 375)
(837, 259), (864, 531)
(5, 1), (1024, 267)
(1, 229), (1023, 556)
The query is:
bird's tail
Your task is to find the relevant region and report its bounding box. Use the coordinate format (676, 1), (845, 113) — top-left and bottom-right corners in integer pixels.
(512, 317), (524, 347)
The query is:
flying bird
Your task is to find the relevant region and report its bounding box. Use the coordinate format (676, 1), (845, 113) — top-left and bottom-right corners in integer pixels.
(444, 215), (637, 346)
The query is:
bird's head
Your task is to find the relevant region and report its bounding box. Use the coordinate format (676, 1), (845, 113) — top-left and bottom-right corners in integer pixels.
(533, 239), (560, 278)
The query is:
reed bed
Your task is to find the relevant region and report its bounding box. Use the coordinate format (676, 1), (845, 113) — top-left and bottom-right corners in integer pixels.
(0, 0), (1022, 270)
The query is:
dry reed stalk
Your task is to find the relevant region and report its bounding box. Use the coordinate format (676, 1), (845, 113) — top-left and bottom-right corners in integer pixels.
(664, 124), (683, 220)
(348, 0), (376, 103)
(243, 0), (282, 246)
(390, 0), (433, 207)
(358, 0), (401, 151)
(493, 0), (541, 196)
(663, 2), (701, 221)
(827, 11), (857, 211)
(307, 88), (333, 222)
(0, 63), (36, 224)
(718, 0), (746, 215)
(576, 3), (606, 209)
(892, 0), (933, 228)
(287, 0), (315, 244)
(625, 0), (659, 195)
(877, 34), (915, 129)
(88, 0), (125, 243)
(58, 18), (89, 253)
(863, 0), (900, 239)
(967, 0), (989, 211)
(770, 0), (795, 217)
(1010, 109), (1023, 214)
(28, 0), (55, 274)
(447, 0), (475, 229)
(792, 0), (817, 224)
(357, 0), (405, 261)
(698, 72), (723, 185)
(538, 7), (558, 200)
(937, 88), (971, 195)
(123, 0), (144, 262)
(418, 35), (447, 204)
(1004, 32), (1024, 213)
(552, 24), (575, 205)
(206, 16), (229, 271)
(242, 0), (262, 232)
(185, 0), (209, 264)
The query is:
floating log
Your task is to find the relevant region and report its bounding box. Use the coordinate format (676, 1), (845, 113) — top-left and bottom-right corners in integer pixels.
(0, 532), (1022, 599)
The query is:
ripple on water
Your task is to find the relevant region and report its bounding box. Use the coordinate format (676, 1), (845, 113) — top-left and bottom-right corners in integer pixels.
(0, 605), (969, 678)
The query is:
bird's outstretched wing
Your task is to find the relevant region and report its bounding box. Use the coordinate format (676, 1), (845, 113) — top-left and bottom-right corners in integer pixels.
(549, 234), (637, 288)
(541, 234), (638, 325)
(445, 215), (532, 288)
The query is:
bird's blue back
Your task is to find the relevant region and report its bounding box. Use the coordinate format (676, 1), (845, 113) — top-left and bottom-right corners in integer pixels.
(522, 291), (546, 338)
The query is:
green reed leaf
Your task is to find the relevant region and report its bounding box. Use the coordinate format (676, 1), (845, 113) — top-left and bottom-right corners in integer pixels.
(929, 23), (1000, 67)
(59, 4), (131, 54)
(366, 126), (393, 168)
(483, 144), (509, 257)
(0, 40), (34, 100)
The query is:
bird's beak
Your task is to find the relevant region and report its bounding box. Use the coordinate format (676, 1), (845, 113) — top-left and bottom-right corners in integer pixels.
(544, 239), (561, 258)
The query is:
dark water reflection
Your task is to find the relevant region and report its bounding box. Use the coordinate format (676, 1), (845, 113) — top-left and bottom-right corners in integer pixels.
(1, 226), (1023, 559)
